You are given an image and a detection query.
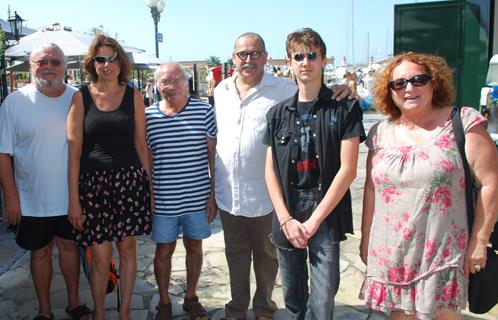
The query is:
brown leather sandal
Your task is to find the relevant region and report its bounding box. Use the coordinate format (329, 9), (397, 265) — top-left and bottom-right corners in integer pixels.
(182, 296), (208, 320)
(155, 302), (172, 320)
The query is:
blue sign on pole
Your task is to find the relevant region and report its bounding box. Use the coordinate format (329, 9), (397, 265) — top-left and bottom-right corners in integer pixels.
(156, 33), (163, 43)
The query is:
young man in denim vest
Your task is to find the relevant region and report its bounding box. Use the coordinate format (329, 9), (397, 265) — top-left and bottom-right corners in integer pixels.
(264, 28), (366, 319)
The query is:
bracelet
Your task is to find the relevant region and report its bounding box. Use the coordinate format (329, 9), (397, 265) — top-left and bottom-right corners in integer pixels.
(280, 216), (294, 230)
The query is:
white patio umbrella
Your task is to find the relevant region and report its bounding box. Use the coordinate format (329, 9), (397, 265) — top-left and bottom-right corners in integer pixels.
(5, 24), (94, 60)
(6, 23), (146, 63)
(127, 51), (165, 69)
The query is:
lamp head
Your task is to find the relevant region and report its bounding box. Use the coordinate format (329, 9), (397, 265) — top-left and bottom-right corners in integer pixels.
(8, 11), (24, 41)
(145, 0), (159, 8)
(157, 1), (166, 13)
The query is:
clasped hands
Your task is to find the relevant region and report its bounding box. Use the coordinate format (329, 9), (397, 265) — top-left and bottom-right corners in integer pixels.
(282, 218), (319, 249)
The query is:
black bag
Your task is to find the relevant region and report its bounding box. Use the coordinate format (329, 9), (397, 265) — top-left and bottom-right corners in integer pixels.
(452, 107), (498, 314)
(468, 247), (498, 314)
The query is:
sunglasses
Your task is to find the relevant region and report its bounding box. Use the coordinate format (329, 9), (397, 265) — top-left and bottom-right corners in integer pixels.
(389, 74), (431, 90)
(94, 55), (119, 64)
(34, 59), (63, 67)
(293, 51), (318, 62)
(235, 51), (264, 60)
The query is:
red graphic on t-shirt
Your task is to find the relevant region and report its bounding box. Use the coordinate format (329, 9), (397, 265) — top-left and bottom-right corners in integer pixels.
(296, 159), (318, 172)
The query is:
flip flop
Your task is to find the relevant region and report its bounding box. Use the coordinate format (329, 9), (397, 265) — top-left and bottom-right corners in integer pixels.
(65, 304), (93, 320)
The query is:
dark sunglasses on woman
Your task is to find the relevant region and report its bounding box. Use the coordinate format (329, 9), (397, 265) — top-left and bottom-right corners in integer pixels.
(389, 74), (431, 90)
(94, 55), (119, 64)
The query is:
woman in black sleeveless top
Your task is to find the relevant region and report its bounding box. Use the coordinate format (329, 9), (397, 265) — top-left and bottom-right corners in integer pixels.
(67, 35), (152, 320)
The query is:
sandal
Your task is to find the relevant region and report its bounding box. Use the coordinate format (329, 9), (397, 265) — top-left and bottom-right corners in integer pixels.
(33, 314), (54, 320)
(65, 304), (93, 320)
(155, 302), (172, 320)
(182, 296), (208, 320)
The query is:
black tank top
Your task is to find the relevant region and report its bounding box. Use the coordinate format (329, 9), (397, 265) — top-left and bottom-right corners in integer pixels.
(80, 85), (140, 172)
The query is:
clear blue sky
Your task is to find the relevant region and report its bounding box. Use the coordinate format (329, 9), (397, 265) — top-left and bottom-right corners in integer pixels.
(5, 0), (440, 64)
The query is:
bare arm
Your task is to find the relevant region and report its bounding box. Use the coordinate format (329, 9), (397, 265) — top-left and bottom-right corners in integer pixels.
(133, 89), (152, 180)
(0, 154), (21, 225)
(302, 137), (360, 237)
(133, 89), (155, 214)
(264, 147), (309, 249)
(206, 137), (217, 223)
(359, 149), (375, 265)
(67, 91), (85, 231)
(464, 123), (498, 273)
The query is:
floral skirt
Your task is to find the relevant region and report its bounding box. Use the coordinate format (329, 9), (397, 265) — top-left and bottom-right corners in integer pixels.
(75, 165), (152, 246)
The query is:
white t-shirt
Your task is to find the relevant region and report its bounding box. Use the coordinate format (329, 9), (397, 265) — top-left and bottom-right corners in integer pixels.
(213, 72), (297, 217)
(0, 84), (77, 217)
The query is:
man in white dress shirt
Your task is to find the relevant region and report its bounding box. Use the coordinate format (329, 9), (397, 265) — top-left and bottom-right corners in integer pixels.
(214, 32), (351, 320)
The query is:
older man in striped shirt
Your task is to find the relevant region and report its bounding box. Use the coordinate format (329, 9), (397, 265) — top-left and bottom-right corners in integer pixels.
(145, 62), (217, 320)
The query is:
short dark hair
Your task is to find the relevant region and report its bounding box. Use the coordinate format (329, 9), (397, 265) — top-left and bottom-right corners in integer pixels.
(286, 28), (326, 59)
(373, 52), (455, 119)
(83, 34), (131, 84)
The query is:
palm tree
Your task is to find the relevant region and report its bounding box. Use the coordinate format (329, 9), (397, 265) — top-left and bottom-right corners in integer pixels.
(206, 56), (221, 66)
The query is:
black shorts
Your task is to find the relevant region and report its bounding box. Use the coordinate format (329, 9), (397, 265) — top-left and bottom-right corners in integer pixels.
(16, 215), (75, 251)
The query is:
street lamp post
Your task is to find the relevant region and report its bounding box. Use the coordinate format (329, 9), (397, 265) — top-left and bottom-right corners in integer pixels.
(145, 0), (165, 58)
(1, 11), (23, 103)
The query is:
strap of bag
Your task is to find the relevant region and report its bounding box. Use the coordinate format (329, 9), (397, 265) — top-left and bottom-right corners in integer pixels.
(451, 106), (475, 231)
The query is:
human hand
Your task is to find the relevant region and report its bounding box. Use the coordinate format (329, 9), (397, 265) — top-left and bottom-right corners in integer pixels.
(359, 237), (369, 265)
(150, 193), (155, 213)
(4, 192), (21, 225)
(302, 218), (320, 239)
(464, 240), (488, 274)
(331, 84), (354, 101)
(283, 219), (310, 249)
(205, 194), (218, 223)
(68, 201), (84, 231)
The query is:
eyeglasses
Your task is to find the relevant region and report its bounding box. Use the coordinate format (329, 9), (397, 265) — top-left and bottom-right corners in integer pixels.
(33, 59), (63, 67)
(159, 76), (184, 87)
(389, 74), (431, 90)
(94, 55), (119, 64)
(235, 51), (264, 60)
(293, 52), (318, 62)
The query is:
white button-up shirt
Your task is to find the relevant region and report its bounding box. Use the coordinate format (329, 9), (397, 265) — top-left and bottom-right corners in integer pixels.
(214, 72), (297, 217)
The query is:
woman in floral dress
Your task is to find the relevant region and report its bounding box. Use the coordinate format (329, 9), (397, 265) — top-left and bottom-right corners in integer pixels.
(359, 52), (498, 319)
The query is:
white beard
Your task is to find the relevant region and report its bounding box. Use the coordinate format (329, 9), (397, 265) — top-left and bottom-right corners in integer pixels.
(33, 76), (64, 91)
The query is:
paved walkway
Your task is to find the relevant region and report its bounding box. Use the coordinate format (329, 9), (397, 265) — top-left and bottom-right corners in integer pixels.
(0, 112), (496, 319)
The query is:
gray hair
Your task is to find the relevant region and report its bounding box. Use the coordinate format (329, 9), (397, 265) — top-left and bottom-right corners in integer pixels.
(29, 43), (67, 66)
(234, 32), (266, 51)
(154, 62), (189, 84)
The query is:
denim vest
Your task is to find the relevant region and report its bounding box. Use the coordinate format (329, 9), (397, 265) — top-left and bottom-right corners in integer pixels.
(263, 85), (366, 247)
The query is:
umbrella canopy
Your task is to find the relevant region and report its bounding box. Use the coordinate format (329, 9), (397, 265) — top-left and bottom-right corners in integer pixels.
(5, 24), (150, 66)
(6, 61), (30, 72)
(127, 52), (165, 69)
(5, 24), (94, 60)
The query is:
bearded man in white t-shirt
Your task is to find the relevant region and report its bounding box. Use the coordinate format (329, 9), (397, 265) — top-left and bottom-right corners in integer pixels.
(0, 43), (91, 320)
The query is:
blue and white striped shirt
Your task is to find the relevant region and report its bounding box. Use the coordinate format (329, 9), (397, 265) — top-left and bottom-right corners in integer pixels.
(145, 98), (217, 217)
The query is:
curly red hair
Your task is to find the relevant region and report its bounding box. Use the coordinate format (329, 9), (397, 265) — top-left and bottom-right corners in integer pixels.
(372, 52), (455, 119)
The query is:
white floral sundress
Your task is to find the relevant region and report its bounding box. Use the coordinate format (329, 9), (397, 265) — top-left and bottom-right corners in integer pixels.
(359, 107), (487, 319)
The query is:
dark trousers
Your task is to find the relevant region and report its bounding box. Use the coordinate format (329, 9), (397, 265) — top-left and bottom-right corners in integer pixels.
(220, 210), (278, 318)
